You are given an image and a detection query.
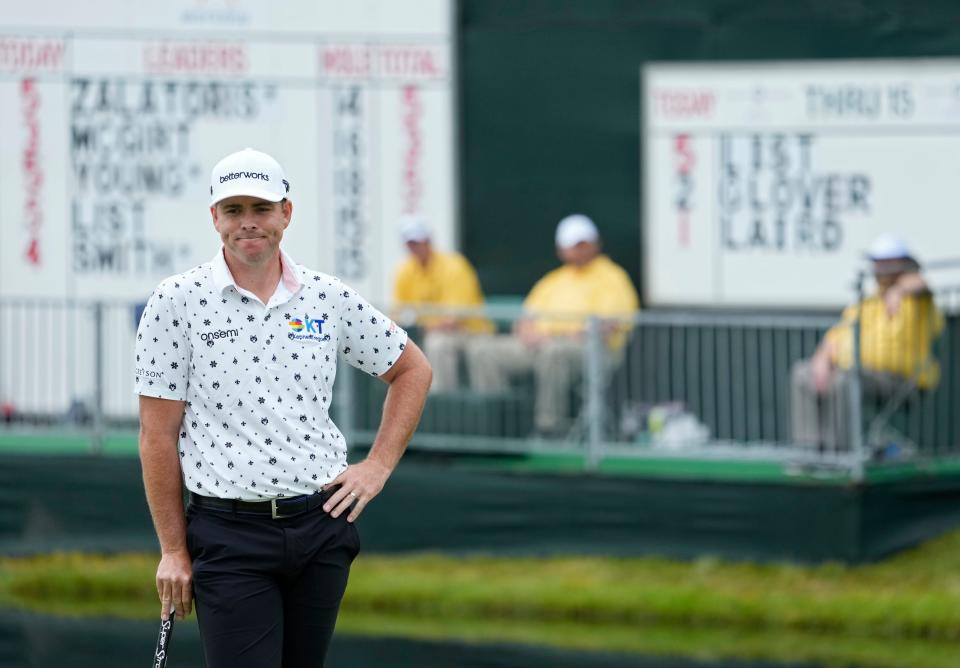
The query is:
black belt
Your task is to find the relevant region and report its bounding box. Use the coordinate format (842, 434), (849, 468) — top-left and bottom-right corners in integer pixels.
(189, 487), (338, 519)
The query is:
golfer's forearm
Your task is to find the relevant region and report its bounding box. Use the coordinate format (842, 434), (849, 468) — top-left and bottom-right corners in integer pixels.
(368, 365), (431, 472)
(140, 434), (188, 554)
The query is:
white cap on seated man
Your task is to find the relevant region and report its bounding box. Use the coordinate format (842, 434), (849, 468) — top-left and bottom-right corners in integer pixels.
(555, 214), (599, 249)
(399, 215), (432, 245)
(554, 214), (601, 269)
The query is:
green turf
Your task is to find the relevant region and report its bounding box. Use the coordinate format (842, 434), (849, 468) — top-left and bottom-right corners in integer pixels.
(3, 428), (960, 485)
(859, 457), (960, 482)
(464, 452), (823, 483)
(0, 430), (138, 456)
(468, 451), (960, 485)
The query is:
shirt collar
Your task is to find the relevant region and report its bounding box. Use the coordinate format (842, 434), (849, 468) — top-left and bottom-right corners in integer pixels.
(279, 248), (302, 292)
(211, 247), (303, 295)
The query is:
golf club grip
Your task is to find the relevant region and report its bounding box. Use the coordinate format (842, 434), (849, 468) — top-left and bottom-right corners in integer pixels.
(152, 613), (175, 668)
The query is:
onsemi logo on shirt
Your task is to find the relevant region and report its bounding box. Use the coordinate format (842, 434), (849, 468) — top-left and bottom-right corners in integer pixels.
(288, 315), (325, 341)
(199, 328), (240, 343)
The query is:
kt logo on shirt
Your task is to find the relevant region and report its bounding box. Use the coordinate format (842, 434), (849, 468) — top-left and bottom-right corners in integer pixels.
(288, 315), (326, 342)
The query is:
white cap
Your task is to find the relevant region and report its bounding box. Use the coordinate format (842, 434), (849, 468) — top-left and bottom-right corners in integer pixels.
(399, 214), (431, 243)
(866, 233), (913, 261)
(555, 214), (599, 249)
(209, 148), (289, 206)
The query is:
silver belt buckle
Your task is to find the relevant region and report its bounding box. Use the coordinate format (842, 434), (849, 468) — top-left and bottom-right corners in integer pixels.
(270, 499), (286, 519)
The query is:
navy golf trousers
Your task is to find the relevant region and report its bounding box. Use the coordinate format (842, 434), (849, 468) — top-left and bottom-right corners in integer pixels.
(186, 494), (360, 668)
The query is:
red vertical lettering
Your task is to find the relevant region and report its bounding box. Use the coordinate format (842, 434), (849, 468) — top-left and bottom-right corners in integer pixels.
(402, 85), (423, 214)
(674, 134), (695, 248)
(21, 78), (43, 266)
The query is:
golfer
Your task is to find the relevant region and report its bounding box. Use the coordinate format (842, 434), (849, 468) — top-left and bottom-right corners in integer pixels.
(135, 148), (431, 667)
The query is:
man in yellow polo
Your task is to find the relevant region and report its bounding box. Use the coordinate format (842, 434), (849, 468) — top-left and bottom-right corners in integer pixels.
(393, 215), (492, 392)
(791, 234), (944, 449)
(467, 214), (639, 436)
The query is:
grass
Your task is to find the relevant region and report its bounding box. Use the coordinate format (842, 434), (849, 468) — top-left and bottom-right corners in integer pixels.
(343, 534), (960, 641)
(3, 531), (960, 666)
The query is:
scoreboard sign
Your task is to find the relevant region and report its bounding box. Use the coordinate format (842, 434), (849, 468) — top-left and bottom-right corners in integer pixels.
(0, 0), (454, 305)
(644, 60), (960, 307)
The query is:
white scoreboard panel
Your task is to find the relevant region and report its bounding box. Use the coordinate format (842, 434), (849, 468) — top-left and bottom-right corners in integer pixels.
(643, 60), (960, 308)
(0, 0), (455, 305)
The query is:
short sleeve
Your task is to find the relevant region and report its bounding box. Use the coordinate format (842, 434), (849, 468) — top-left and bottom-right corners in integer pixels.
(134, 282), (190, 400)
(522, 272), (553, 311)
(337, 282), (408, 377)
(393, 260), (416, 305)
(441, 254), (485, 307)
(595, 265), (640, 315)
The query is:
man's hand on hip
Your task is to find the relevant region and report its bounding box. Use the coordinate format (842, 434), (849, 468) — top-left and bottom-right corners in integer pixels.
(156, 549), (193, 620)
(324, 459), (392, 522)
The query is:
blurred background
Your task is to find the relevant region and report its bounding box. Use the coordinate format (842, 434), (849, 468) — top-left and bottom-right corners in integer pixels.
(2, 1), (960, 666)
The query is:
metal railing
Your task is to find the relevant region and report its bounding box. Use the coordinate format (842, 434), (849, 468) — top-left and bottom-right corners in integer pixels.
(1, 286), (957, 477)
(0, 299), (140, 452)
(345, 308), (839, 464)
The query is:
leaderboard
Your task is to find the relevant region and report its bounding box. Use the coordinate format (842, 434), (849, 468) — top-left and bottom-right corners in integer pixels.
(0, 1), (454, 305)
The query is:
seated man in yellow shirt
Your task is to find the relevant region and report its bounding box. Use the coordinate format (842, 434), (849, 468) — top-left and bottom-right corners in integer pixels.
(467, 214), (640, 437)
(393, 215), (492, 392)
(791, 234), (944, 450)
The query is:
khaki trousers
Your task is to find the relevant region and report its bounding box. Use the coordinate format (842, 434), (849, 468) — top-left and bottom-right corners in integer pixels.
(422, 330), (472, 393)
(790, 359), (908, 450)
(466, 336), (584, 433)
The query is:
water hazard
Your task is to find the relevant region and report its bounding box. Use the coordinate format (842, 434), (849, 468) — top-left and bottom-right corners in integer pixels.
(0, 609), (823, 668)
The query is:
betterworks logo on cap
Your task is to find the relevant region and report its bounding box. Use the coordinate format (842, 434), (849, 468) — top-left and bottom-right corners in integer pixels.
(209, 148), (290, 206)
